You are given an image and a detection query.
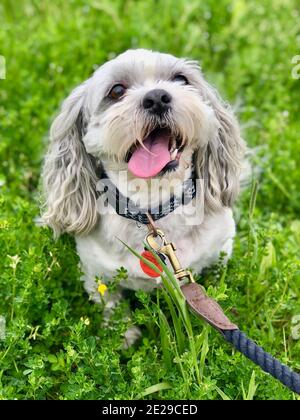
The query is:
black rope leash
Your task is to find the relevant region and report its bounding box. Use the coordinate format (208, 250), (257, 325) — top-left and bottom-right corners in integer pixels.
(180, 281), (300, 395)
(222, 329), (300, 394)
(142, 226), (300, 396)
(180, 281), (300, 396)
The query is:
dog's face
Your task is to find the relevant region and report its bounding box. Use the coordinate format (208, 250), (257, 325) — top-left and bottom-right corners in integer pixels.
(42, 49), (245, 236)
(83, 49), (216, 180)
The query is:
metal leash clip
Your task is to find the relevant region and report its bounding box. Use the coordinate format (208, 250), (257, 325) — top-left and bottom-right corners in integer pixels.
(145, 227), (195, 285)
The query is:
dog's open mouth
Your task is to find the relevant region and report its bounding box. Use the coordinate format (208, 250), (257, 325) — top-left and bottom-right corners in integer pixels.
(126, 128), (184, 178)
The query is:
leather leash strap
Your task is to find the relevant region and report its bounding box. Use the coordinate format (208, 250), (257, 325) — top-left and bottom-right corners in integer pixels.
(144, 219), (237, 332)
(181, 282), (238, 332)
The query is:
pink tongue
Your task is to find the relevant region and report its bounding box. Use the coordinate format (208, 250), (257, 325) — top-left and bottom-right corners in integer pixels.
(128, 132), (171, 178)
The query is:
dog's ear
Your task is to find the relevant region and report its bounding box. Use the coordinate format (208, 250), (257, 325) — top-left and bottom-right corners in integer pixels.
(42, 81), (98, 237)
(195, 81), (246, 211)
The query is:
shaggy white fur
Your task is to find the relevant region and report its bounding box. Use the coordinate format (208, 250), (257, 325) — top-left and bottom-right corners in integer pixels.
(41, 49), (246, 316)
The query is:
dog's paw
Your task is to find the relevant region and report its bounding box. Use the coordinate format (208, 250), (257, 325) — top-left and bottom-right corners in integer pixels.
(123, 325), (142, 349)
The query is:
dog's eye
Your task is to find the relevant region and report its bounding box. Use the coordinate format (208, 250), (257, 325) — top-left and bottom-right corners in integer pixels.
(108, 84), (127, 100)
(172, 74), (189, 85)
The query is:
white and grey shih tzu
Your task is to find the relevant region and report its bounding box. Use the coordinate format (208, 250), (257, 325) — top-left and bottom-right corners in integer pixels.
(41, 49), (246, 342)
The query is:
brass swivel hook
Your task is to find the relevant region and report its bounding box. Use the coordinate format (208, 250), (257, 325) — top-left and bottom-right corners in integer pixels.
(145, 216), (195, 284)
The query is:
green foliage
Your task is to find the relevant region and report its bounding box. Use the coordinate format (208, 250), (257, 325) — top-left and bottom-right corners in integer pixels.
(0, 0), (300, 400)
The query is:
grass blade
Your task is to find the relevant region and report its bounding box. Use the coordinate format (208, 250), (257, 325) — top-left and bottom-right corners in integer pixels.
(141, 382), (172, 397)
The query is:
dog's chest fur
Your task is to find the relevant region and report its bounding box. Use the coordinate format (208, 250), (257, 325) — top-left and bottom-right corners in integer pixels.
(76, 201), (235, 296)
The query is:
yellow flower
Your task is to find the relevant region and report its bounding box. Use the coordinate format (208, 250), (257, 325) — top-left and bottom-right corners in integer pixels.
(80, 316), (90, 325)
(98, 283), (108, 296)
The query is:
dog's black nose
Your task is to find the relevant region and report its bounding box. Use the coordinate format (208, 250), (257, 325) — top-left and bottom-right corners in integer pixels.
(142, 89), (172, 115)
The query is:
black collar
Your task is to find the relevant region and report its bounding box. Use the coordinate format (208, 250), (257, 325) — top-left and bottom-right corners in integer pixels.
(97, 169), (197, 225)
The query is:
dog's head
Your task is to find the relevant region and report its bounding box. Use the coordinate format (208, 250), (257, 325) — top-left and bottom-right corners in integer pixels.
(42, 49), (245, 236)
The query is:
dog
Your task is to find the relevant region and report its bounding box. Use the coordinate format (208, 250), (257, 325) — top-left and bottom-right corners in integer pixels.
(41, 49), (246, 342)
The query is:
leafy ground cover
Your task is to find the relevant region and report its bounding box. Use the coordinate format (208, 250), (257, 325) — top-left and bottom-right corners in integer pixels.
(0, 0), (299, 400)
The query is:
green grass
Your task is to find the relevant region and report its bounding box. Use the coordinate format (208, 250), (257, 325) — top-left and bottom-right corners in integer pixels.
(0, 0), (300, 400)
